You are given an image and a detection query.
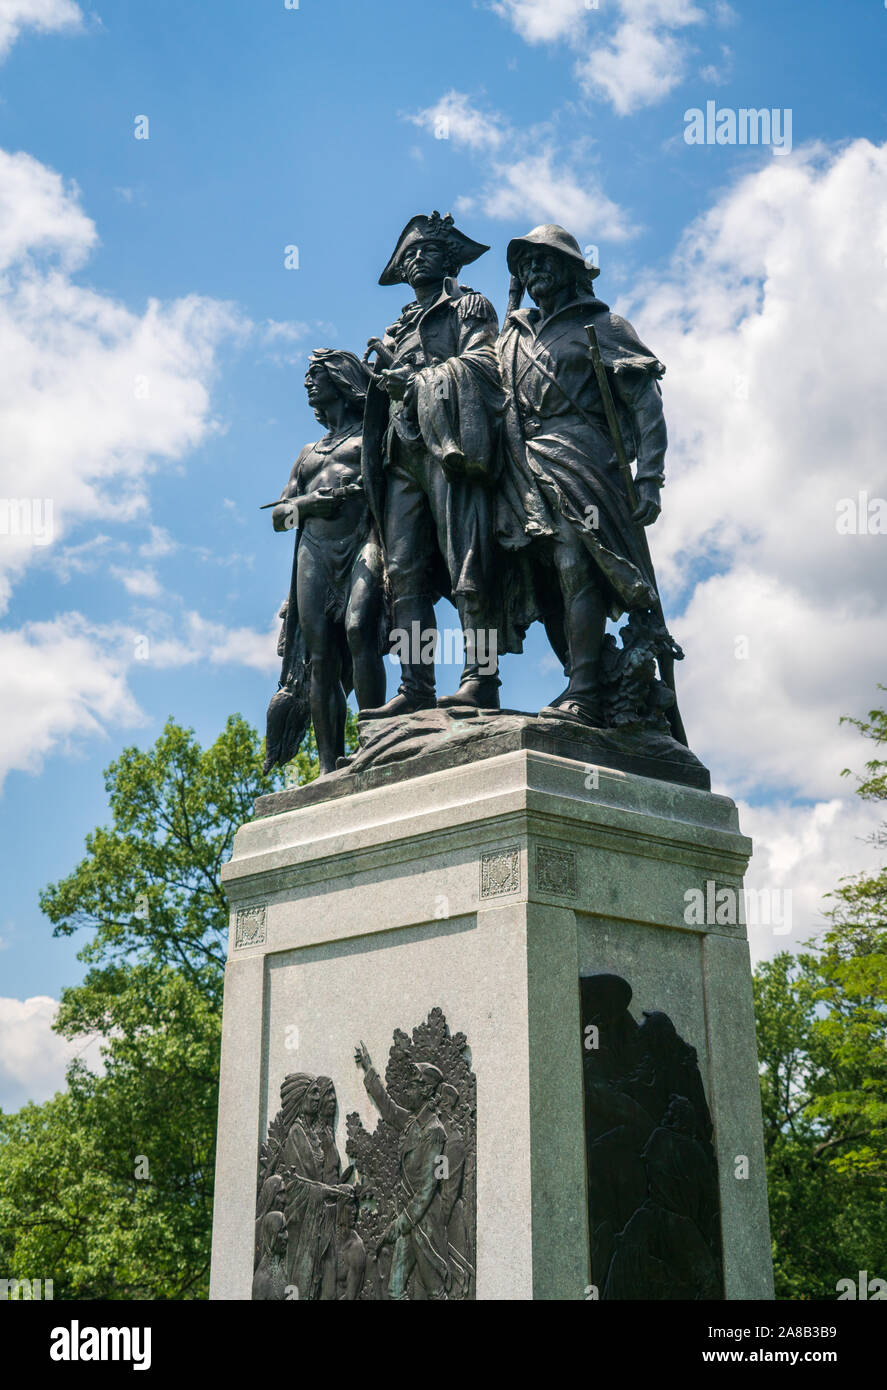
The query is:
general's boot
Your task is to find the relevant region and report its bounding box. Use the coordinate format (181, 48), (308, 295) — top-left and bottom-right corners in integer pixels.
(359, 594), (437, 721)
(359, 686), (437, 720)
(540, 694), (603, 727)
(437, 675), (501, 711)
(438, 599), (502, 710)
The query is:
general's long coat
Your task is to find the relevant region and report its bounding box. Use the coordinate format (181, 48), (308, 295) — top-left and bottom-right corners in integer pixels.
(362, 278), (527, 652)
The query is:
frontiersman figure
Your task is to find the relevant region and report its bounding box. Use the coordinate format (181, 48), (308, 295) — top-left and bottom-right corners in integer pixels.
(496, 224), (672, 728)
(354, 1042), (450, 1300)
(360, 211), (515, 717)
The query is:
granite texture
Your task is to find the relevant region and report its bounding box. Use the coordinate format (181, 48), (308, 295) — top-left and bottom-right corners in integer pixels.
(210, 747), (772, 1301)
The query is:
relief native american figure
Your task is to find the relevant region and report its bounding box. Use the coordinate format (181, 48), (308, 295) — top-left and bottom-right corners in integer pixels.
(254, 1072), (365, 1301)
(580, 973), (723, 1300)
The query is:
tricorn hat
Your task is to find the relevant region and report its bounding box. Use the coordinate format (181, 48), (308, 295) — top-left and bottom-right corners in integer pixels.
(506, 223), (600, 279)
(378, 211), (489, 286)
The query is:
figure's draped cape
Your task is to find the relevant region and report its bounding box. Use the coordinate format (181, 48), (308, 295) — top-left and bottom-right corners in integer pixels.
(496, 298), (665, 625)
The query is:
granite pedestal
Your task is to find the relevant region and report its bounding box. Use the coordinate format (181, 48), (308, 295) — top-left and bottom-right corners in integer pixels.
(209, 743), (773, 1301)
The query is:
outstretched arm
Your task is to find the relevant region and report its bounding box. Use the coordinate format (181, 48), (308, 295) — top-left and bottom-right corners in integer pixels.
(363, 1067), (410, 1131)
(355, 1042), (410, 1131)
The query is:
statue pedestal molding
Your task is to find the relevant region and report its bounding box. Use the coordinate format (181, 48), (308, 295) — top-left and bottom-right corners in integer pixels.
(210, 746), (773, 1301)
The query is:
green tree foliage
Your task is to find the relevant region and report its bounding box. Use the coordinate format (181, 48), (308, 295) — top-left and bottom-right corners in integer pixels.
(755, 696), (887, 1298)
(0, 712), (355, 1299)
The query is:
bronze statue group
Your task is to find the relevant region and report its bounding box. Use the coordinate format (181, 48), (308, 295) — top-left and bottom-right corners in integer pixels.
(264, 213), (685, 777)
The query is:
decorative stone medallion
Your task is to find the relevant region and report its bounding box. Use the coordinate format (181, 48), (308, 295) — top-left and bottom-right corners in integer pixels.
(480, 845), (520, 898)
(235, 903), (267, 948)
(535, 844), (578, 897)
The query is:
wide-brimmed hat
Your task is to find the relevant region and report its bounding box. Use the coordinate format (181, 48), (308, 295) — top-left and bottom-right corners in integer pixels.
(378, 211), (489, 286)
(412, 1062), (444, 1088)
(506, 223), (600, 279)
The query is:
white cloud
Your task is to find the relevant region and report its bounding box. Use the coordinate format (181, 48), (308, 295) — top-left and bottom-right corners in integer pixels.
(148, 611), (280, 675)
(0, 617), (142, 788)
(0, 146), (288, 786)
(740, 797), (882, 965)
(0, 0), (82, 62)
(0, 147), (93, 271)
(0, 994), (101, 1111)
(609, 138), (887, 941)
(492, 0), (588, 44)
(262, 318), (310, 343)
(0, 145), (275, 787)
(406, 90), (508, 151)
(578, 18), (690, 115)
(0, 147), (246, 615)
(476, 151), (636, 240)
(110, 566), (163, 599)
(0, 608), (281, 791)
(493, 0), (718, 115)
(676, 572), (880, 802)
(407, 93), (637, 240)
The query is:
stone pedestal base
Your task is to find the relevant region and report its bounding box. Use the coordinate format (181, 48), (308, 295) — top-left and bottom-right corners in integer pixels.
(210, 747), (773, 1301)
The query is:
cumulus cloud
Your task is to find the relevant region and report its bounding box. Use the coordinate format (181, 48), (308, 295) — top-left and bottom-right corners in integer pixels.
(493, 0), (720, 115)
(0, 0), (82, 62)
(739, 798), (881, 966)
(0, 147), (283, 789)
(405, 90), (508, 152)
(0, 995), (101, 1111)
(0, 148), (246, 614)
(612, 139), (887, 938)
(407, 92), (637, 240)
(0, 608), (281, 790)
(578, 11), (697, 116)
(146, 611), (280, 675)
(0, 617), (143, 788)
(473, 152), (636, 240)
(492, 0), (589, 44)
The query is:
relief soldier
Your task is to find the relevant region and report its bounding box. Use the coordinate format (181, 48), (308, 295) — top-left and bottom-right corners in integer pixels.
(354, 1042), (450, 1300)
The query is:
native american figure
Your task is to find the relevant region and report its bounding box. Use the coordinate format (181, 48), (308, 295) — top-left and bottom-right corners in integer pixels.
(254, 1072), (363, 1301)
(251, 1211), (289, 1301)
(265, 349), (387, 775)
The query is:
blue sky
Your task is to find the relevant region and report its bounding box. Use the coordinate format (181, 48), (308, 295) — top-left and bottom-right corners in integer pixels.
(1, 0), (886, 1107)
